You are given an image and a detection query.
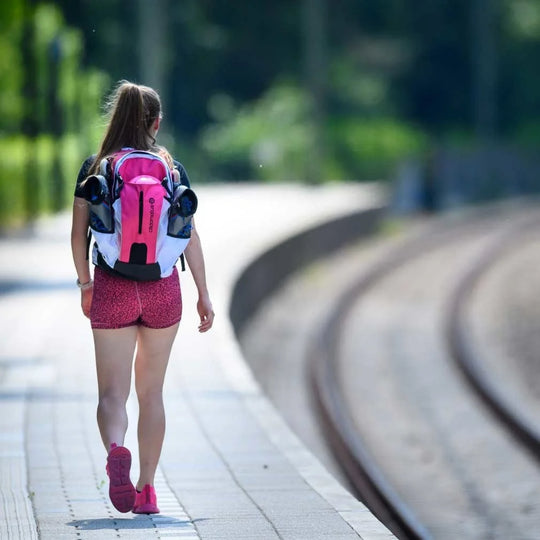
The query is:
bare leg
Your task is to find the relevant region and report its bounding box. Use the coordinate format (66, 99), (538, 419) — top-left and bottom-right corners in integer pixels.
(134, 323), (179, 489)
(93, 326), (138, 449)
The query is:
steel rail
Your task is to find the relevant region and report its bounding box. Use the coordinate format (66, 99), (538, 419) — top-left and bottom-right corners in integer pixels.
(445, 216), (540, 460)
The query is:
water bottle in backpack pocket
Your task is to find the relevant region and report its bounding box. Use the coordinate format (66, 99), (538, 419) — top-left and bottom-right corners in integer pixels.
(167, 184), (198, 239)
(80, 171), (114, 233)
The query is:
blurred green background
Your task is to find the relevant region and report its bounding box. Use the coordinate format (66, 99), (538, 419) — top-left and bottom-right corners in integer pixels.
(1, 0), (540, 228)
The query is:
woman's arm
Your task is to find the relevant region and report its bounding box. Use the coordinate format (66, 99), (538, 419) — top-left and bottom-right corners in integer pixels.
(71, 197), (93, 317)
(184, 219), (215, 333)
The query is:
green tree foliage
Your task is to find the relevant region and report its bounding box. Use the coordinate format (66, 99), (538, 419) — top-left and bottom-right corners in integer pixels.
(0, 0), (25, 131)
(7, 0), (540, 188)
(201, 83), (428, 181)
(0, 0), (108, 228)
(201, 85), (312, 181)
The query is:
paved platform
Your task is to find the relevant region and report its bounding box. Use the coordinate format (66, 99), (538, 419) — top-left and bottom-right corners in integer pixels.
(0, 183), (394, 539)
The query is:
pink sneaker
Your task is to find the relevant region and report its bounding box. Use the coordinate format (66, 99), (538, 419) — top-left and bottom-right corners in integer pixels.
(106, 444), (136, 513)
(132, 484), (160, 514)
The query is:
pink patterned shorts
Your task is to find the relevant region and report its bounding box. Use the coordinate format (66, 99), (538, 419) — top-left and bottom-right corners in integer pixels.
(90, 266), (182, 330)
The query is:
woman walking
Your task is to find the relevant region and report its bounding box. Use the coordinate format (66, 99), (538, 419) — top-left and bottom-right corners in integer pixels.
(71, 81), (214, 514)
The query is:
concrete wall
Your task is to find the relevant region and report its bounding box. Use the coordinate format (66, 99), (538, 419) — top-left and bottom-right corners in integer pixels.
(229, 206), (385, 334)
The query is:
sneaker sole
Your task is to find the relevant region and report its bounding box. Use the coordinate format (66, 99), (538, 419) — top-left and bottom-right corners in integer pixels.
(107, 446), (136, 513)
(132, 503), (160, 514)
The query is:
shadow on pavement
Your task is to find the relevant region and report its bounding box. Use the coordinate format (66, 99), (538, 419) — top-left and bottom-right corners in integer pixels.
(67, 515), (205, 530)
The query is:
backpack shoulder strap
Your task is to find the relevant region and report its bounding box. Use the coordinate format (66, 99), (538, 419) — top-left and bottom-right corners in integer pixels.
(85, 228), (92, 261)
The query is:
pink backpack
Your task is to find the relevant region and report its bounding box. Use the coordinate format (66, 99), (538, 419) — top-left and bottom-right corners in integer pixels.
(85, 149), (197, 281)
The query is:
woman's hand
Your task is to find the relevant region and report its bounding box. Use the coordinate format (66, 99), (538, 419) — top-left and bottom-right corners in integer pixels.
(81, 285), (93, 318)
(197, 294), (215, 333)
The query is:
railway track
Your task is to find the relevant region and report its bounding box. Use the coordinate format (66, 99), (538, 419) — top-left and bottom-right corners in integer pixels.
(309, 204), (540, 539)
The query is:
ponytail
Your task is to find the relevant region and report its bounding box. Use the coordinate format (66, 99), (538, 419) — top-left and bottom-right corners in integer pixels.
(118, 84), (146, 142)
(89, 81), (165, 174)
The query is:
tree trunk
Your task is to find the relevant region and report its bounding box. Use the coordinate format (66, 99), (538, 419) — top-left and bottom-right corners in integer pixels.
(138, 0), (168, 109)
(472, 0), (498, 141)
(303, 0), (327, 183)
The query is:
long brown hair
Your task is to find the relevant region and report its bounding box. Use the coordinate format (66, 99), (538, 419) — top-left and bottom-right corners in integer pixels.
(89, 81), (173, 174)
